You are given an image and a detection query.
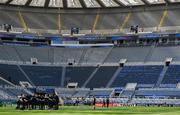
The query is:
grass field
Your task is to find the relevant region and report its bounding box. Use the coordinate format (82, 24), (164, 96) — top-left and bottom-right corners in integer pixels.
(0, 106), (180, 115)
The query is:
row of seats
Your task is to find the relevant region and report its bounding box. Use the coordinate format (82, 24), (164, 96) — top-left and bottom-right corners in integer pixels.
(131, 98), (180, 105)
(86, 66), (118, 88)
(2, 87), (180, 104)
(55, 88), (113, 98)
(111, 65), (163, 87)
(0, 64), (29, 85)
(2, 45), (180, 63)
(65, 67), (95, 87)
(21, 65), (63, 86)
(0, 63), (180, 88)
(134, 89), (180, 97)
(0, 87), (27, 101)
(163, 65), (180, 84)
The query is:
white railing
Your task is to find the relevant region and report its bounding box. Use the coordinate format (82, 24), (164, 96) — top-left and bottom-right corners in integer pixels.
(2, 59), (180, 67)
(1, 26), (180, 35)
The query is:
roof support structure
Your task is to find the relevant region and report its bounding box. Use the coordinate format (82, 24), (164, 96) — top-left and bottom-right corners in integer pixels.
(18, 11), (29, 32)
(1, 0), (180, 8)
(63, 0), (67, 9)
(79, 0), (86, 8)
(5, 0), (13, 5)
(119, 12), (132, 32)
(58, 14), (62, 33)
(156, 10), (168, 32)
(44, 0), (50, 8)
(92, 9), (100, 33)
(96, 0), (106, 8)
(25, 0), (32, 6)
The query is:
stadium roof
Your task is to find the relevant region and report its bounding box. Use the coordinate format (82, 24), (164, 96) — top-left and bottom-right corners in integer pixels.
(0, 0), (179, 8)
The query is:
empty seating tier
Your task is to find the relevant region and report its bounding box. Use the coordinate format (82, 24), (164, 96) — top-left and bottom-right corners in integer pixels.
(162, 65), (180, 84)
(111, 65), (163, 87)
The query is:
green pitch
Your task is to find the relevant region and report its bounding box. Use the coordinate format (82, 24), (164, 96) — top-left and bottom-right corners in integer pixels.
(0, 106), (180, 115)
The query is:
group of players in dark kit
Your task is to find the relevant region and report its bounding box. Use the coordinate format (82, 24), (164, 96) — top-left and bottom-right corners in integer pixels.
(16, 92), (110, 110)
(16, 93), (59, 110)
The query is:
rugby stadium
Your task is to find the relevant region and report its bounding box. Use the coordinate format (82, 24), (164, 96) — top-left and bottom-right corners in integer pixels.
(0, 0), (180, 115)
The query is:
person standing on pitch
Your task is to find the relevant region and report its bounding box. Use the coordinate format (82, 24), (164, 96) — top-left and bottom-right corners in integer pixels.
(106, 97), (110, 108)
(103, 98), (106, 108)
(93, 96), (96, 110)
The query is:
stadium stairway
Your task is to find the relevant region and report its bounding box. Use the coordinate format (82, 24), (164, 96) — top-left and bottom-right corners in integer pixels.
(161, 65), (180, 85)
(0, 76), (16, 87)
(78, 48), (88, 65)
(0, 76), (33, 96)
(82, 67), (100, 88)
(143, 44), (155, 63)
(155, 66), (169, 88)
(13, 46), (25, 62)
(86, 66), (118, 88)
(17, 65), (35, 86)
(61, 66), (66, 87)
(120, 89), (136, 103)
(106, 67), (122, 88)
(101, 46), (114, 64)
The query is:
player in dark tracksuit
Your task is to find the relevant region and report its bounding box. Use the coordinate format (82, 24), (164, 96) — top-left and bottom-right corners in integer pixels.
(106, 97), (110, 108)
(53, 94), (59, 110)
(93, 97), (96, 110)
(103, 98), (106, 107)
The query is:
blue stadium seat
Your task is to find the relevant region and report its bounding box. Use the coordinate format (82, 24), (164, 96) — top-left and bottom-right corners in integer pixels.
(21, 65), (62, 86)
(162, 65), (180, 84)
(65, 67), (95, 87)
(86, 66), (118, 88)
(111, 65), (163, 87)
